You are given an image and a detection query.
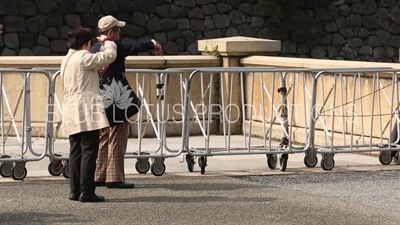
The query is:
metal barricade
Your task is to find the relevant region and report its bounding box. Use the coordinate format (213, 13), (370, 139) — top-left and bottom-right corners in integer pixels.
(178, 67), (317, 174)
(46, 68), (189, 177)
(124, 69), (189, 176)
(311, 68), (400, 170)
(0, 68), (52, 180)
(32, 67), (69, 178)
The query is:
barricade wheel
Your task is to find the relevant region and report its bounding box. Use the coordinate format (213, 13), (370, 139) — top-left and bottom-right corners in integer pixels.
(186, 154), (195, 172)
(11, 166), (27, 180)
(378, 152), (392, 165)
(199, 157), (207, 174)
(280, 154), (288, 172)
(62, 164), (70, 178)
(150, 162), (165, 176)
(0, 163), (12, 177)
(303, 155), (318, 168)
(266, 154), (277, 169)
(135, 159), (150, 174)
(321, 158), (335, 171)
(48, 161), (63, 176)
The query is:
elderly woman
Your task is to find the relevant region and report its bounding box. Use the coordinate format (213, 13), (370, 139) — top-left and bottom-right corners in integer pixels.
(61, 26), (116, 202)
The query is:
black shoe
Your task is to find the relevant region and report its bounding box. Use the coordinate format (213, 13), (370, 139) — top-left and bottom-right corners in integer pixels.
(95, 181), (106, 187)
(106, 182), (134, 189)
(69, 193), (80, 201)
(78, 193), (105, 202)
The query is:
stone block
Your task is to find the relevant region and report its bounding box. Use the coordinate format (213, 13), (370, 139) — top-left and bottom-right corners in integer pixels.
(125, 24), (146, 38)
(37, 0), (58, 14)
(19, 49), (34, 56)
(212, 14), (230, 29)
(117, 0), (138, 12)
(132, 12), (146, 27)
(238, 24), (257, 37)
(181, 30), (196, 43)
(1, 48), (15, 56)
(47, 10), (63, 27)
(102, 0), (120, 14)
(4, 33), (19, 49)
(201, 4), (218, 16)
(161, 18), (177, 31)
(198, 36), (281, 56)
(188, 7), (204, 19)
(4, 16), (26, 32)
(154, 32), (167, 44)
(170, 5), (187, 18)
(51, 40), (68, 53)
(0, 1), (19, 15)
(190, 19), (206, 32)
(19, 32), (37, 49)
(175, 0), (196, 7)
(216, 2), (233, 14)
(229, 10), (246, 25)
(19, 0), (36, 16)
(156, 4), (169, 17)
(44, 27), (59, 40)
(167, 29), (181, 41)
(33, 45), (51, 56)
(75, 0), (91, 13)
(58, 1), (76, 14)
(138, 0), (155, 13)
(65, 14), (81, 27)
(27, 15), (47, 33)
(147, 16), (162, 32)
(177, 19), (190, 30)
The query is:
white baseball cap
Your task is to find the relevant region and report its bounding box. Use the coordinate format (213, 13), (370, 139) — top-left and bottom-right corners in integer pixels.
(98, 15), (126, 32)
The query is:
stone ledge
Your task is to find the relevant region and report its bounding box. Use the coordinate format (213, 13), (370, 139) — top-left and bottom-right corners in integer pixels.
(0, 55), (221, 69)
(198, 36), (281, 56)
(241, 56), (400, 70)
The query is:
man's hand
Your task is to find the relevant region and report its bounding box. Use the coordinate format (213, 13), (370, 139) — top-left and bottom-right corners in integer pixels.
(154, 42), (163, 55)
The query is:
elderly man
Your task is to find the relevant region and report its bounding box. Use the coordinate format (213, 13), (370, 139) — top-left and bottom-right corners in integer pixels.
(91, 15), (163, 189)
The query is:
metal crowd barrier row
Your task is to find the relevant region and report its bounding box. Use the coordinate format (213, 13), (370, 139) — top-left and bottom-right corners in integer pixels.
(2, 66), (399, 181)
(0, 68), (52, 180)
(311, 68), (400, 170)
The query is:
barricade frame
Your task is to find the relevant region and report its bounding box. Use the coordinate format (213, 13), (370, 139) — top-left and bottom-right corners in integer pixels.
(0, 68), (52, 180)
(176, 67), (318, 174)
(312, 68), (400, 170)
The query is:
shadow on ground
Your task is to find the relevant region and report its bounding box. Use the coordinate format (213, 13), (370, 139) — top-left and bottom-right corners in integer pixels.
(0, 212), (88, 224)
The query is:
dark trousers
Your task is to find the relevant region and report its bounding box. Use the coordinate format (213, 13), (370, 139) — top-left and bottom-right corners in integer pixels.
(69, 129), (100, 195)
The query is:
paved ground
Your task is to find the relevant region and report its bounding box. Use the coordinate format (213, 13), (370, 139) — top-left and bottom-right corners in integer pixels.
(0, 170), (399, 225)
(0, 136), (399, 224)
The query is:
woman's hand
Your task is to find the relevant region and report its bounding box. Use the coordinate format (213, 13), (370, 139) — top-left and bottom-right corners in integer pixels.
(97, 35), (111, 44)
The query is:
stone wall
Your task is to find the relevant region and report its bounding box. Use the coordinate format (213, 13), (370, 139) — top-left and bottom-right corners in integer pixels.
(0, 0), (399, 62)
(278, 0), (400, 63)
